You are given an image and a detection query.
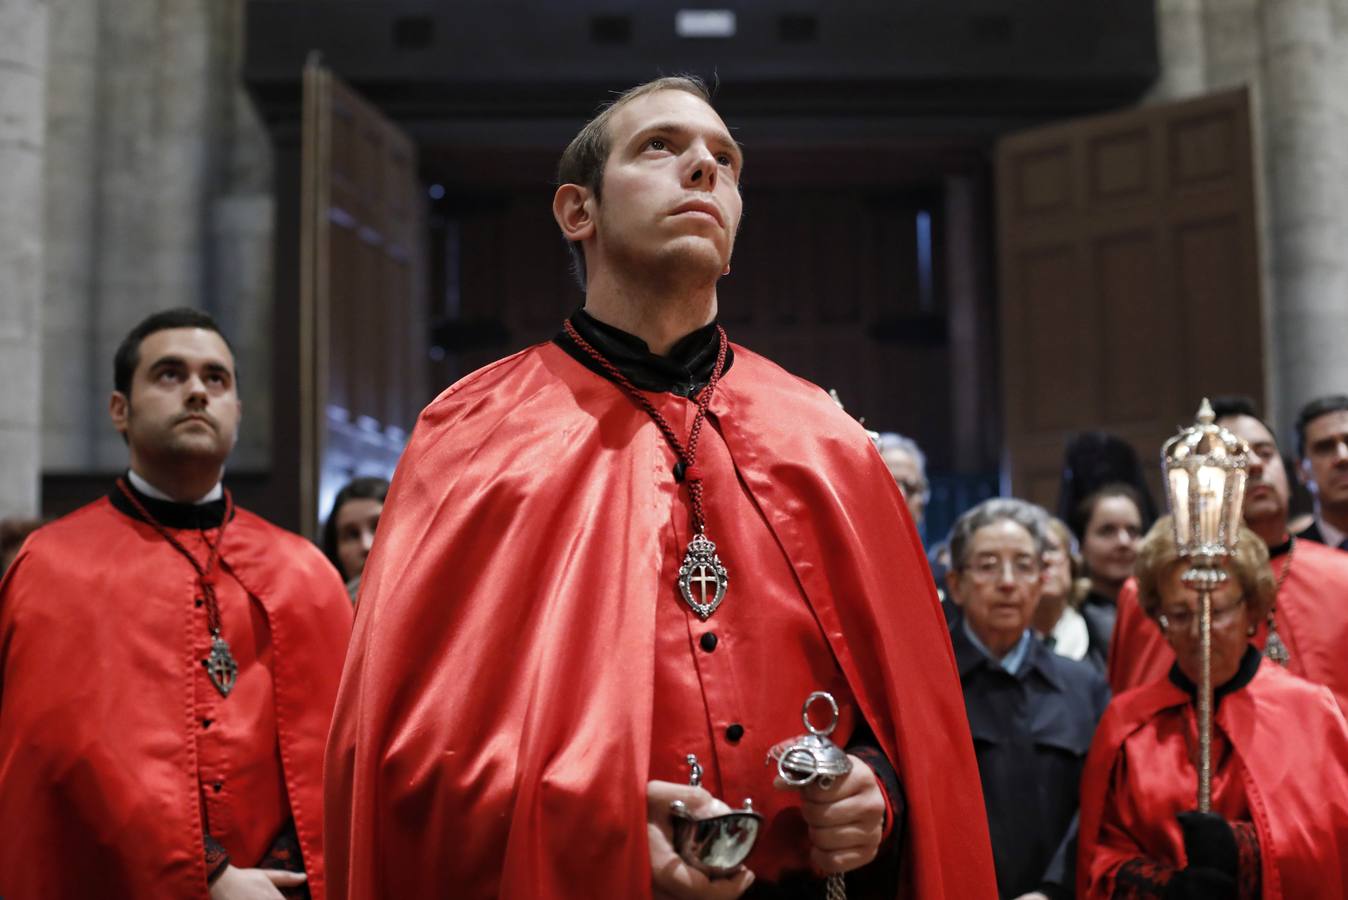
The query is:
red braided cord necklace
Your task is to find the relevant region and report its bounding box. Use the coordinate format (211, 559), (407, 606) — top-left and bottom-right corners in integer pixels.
(116, 477), (240, 696)
(563, 319), (731, 619)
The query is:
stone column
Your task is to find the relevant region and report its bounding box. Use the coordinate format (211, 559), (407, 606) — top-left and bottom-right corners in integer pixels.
(1149, 0), (1208, 101)
(1259, 0), (1348, 427)
(0, 0), (48, 516)
(43, 0), (100, 471)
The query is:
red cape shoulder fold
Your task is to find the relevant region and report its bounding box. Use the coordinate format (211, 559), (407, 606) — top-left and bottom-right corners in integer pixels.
(1109, 541), (1348, 713)
(0, 499), (352, 900)
(1078, 664), (1348, 899)
(324, 341), (996, 899)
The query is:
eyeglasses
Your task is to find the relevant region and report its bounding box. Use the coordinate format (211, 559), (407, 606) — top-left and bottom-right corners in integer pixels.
(1158, 600), (1246, 633)
(963, 556), (1042, 583)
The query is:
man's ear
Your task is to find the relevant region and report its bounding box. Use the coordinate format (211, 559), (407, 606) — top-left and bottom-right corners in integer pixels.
(109, 391), (129, 436)
(945, 570), (965, 608)
(1298, 456), (1315, 490)
(553, 184), (596, 243)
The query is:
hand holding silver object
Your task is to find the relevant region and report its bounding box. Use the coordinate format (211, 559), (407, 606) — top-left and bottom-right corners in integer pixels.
(668, 753), (762, 879)
(768, 691), (854, 900)
(766, 691), (853, 789)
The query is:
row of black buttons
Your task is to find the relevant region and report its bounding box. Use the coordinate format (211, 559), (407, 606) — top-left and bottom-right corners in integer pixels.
(697, 632), (742, 741)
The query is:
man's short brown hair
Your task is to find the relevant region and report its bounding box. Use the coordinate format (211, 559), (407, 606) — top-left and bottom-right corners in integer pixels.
(556, 75), (715, 289)
(1134, 515), (1277, 624)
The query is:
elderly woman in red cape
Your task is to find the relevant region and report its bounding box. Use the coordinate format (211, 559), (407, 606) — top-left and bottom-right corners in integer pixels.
(1077, 517), (1348, 899)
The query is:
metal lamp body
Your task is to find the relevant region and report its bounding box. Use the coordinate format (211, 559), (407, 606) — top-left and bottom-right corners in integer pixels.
(1160, 399), (1251, 813)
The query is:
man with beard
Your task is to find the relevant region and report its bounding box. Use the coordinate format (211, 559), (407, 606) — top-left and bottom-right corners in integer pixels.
(324, 77), (995, 899)
(0, 308), (352, 899)
(1295, 395), (1348, 550)
(1108, 397), (1348, 712)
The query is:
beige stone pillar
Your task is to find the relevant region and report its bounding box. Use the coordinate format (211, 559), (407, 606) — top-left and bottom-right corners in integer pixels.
(1150, 0), (1208, 101)
(0, 0), (48, 516)
(1260, 0), (1348, 426)
(43, 0), (100, 471)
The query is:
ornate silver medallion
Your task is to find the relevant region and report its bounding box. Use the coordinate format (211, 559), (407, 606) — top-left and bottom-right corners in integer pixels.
(678, 533), (728, 619)
(1265, 625), (1290, 666)
(204, 634), (239, 697)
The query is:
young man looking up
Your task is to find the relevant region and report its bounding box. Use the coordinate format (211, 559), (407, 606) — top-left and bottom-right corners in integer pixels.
(325, 78), (995, 899)
(0, 308), (353, 899)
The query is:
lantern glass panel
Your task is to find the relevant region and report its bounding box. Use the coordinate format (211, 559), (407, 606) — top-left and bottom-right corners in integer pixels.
(1196, 464), (1226, 548)
(1169, 468), (1191, 546)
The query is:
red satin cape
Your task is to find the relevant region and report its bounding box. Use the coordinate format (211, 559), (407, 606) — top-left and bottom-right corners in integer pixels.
(0, 498), (352, 900)
(1109, 540), (1348, 712)
(1078, 662), (1348, 899)
(323, 341), (996, 899)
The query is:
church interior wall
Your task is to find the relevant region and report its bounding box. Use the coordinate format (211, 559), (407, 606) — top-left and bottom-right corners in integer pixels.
(10, 0), (1348, 520)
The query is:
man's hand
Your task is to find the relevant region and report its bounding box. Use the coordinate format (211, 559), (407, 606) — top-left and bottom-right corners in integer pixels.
(648, 779), (756, 900)
(208, 864), (307, 899)
(777, 754), (885, 875)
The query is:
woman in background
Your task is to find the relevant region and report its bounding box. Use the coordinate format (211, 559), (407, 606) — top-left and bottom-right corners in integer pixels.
(322, 476), (389, 602)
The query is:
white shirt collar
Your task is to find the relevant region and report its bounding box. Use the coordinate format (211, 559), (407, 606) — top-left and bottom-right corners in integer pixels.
(1316, 513), (1348, 550)
(128, 469), (223, 505)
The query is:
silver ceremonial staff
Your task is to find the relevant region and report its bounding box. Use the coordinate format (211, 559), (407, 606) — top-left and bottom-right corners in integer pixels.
(1160, 398), (1250, 811)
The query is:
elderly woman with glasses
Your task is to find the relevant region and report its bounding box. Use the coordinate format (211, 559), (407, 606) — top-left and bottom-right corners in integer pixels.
(945, 498), (1110, 900)
(1077, 516), (1348, 899)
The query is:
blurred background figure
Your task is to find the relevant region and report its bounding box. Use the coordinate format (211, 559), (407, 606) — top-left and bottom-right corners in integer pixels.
(0, 518), (42, 578)
(322, 476), (389, 602)
(1078, 517), (1348, 898)
(1068, 483), (1146, 658)
(945, 498), (1109, 900)
(877, 431), (929, 531)
(1294, 394), (1348, 550)
(1033, 515), (1102, 671)
(1057, 432), (1159, 532)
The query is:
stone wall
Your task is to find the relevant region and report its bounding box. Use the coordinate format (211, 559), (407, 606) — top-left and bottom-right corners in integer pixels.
(41, 0), (273, 487)
(0, 0), (47, 518)
(1151, 0), (1348, 433)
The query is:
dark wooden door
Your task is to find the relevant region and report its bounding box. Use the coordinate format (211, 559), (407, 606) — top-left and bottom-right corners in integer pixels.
(996, 88), (1264, 509)
(300, 60), (428, 536)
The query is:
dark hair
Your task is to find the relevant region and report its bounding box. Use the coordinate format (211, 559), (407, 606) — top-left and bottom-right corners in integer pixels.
(322, 477), (390, 579)
(1295, 394), (1348, 458)
(1056, 431), (1158, 529)
(947, 497), (1048, 571)
(1069, 482), (1146, 544)
(556, 75), (717, 290)
(114, 307), (235, 396)
(1210, 394), (1275, 442)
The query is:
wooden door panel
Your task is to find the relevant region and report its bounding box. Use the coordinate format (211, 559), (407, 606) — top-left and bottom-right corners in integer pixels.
(300, 61), (428, 535)
(997, 88), (1262, 507)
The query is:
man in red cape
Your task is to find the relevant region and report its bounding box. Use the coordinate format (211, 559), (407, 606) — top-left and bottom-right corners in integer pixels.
(0, 309), (352, 899)
(324, 78), (995, 899)
(1109, 400), (1348, 711)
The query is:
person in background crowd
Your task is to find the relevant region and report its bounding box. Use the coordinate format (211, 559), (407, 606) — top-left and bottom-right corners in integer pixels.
(1294, 394), (1348, 550)
(877, 432), (929, 532)
(1033, 516), (1103, 671)
(1069, 483), (1145, 656)
(0, 517), (41, 577)
(324, 76), (995, 900)
(946, 498), (1109, 900)
(1057, 432), (1158, 533)
(1109, 396), (1348, 713)
(1078, 517), (1348, 898)
(321, 477), (389, 602)
(0, 308), (352, 899)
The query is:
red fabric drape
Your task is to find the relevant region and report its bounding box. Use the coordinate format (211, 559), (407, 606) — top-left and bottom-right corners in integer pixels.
(324, 341), (996, 899)
(0, 500), (352, 899)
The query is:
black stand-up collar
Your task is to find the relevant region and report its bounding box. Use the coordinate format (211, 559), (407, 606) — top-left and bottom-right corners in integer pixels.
(553, 308), (734, 398)
(1168, 645), (1262, 709)
(109, 475), (231, 530)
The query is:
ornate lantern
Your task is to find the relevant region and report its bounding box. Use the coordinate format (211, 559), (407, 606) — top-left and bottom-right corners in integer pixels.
(1162, 398), (1250, 582)
(1160, 398), (1251, 811)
